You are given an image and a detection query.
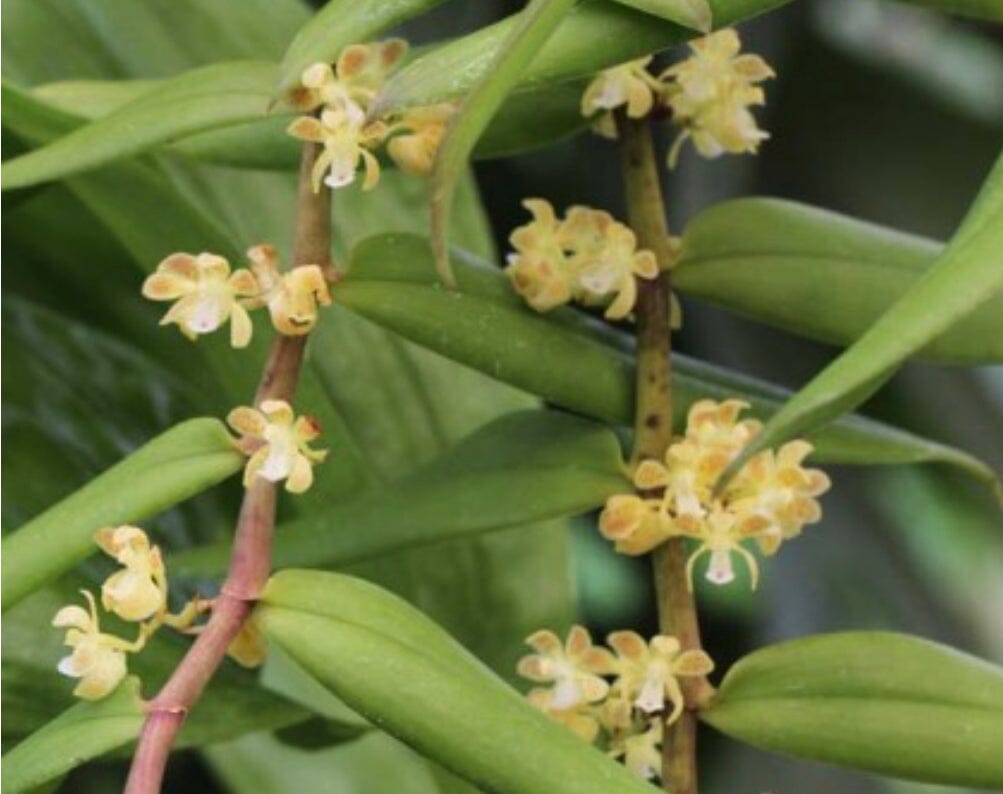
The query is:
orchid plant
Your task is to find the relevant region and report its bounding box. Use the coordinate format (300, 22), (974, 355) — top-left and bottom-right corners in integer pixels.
(2, 2), (1003, 794)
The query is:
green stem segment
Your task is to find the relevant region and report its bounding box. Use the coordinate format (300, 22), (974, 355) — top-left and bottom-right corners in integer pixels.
(123, 142), (331, 794)
(617, 111), (707, 794)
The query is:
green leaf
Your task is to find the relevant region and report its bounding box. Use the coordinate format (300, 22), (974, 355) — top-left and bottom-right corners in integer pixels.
(1, 418), (242, 610)
(259, 570), (656, 794)
(430, 0), (577, 286)
(206, 732), (473, 794)
(334, 232), (997, 484)
(721, 153), (1003, 490)
(701, 631), (1003, 788)
(172, 409), (627, 578)
(2, 61), (281, 190)
(1, 677), (144, 794)
(611, 0), (712, 30)
(675, 197), (1003, 364)
(276, 0), (446, 98)
(377, 0), (790, 112)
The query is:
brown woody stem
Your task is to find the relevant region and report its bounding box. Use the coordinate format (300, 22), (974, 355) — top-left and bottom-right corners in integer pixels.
(123, 141), (330, 794)
(617, 110), (707, 794)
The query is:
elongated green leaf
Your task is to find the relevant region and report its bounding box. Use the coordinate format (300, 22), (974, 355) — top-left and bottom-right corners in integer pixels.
(377, 0), (789, 112)
(260, 570), (655, 794)
(702, 632), (1003, 787)
(675, 197), (1003, 363)
(721, 154), (1003, 489)
(1, 419), (242, 609)
(2, 61), (280, 190)
(1, 677), (144, 794)
(611, 0), (711, 29)
(333, 232), (997, 485)
(172, 410), (627, 578)
(431, 0), (576, 286)
(276, 0), (446, 97)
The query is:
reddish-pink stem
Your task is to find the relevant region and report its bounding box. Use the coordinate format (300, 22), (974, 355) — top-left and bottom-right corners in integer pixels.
(123, 141), (330, 794)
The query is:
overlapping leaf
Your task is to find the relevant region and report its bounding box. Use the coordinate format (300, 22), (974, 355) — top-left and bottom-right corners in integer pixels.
(675, 197), (1003, 363)
(260, 570), (656, 794)
(722, 153), (1003, 488)
(333, 232), (997, 486)
(172, 410), (627, 578)
(376, 0), (790, 112)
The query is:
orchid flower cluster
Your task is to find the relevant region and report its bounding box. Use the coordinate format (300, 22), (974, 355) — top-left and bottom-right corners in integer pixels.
(600, 399), (830, 589)
(285, 40), (455, 192)
(142, 245), (331, 349)
(505, 198), (661, 320)
(581, 28), (774, 167)
(52, 526), (213, 700)
(517, 625), (713, 780)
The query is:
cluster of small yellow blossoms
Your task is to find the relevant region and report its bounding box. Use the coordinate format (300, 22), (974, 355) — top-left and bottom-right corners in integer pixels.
(599, 399), (830, 589)
(285, 40), (455, 192)
(227, 399), (328, 494)
(581, 28), (774, 167)
(505, 199), (659, 319)
(142, 245), (331, 348)
(53, 526), (219, 700)
(518, 625), (713, 780)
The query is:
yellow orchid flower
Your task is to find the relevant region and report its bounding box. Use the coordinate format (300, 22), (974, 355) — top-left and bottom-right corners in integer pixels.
(505, 198), (574, 312)
(94, 525), (166, 622)
(660, 28), (774, 166)
(52, 591), (130, 701)
(287, 105), (387, 192)
(246, 244), (331, 336)
(517, 625), (616, 710)
(606, 631), (713, 724)
(228, 399), (328, 494)
(386, 103), (454, 176)
(141, 252), (259, 348)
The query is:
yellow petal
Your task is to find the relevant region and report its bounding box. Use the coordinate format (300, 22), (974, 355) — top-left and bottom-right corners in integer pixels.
(227, 406), (267, 438)
(285, 454), (315, 494)
(142, 272), (191, 301)
(229, 304), (253, 349)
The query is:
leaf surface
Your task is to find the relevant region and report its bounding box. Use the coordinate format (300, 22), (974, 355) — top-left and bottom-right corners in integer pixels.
(675, 197), (1003, 363)
(702, 631), (1003, 788)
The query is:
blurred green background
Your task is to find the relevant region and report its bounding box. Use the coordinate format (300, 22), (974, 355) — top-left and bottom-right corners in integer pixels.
(3, 1), (1001, 792)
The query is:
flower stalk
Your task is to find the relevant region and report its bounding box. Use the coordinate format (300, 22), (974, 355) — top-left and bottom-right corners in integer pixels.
(123, 140), (331, 794)
(616, 109), (710, 794)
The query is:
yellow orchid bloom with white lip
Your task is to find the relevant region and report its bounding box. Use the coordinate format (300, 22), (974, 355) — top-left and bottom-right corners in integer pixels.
(228, 399), (328, 494)
(246, 244), (332, 336)
(606, 631), (713, 724)
(287, 104), (387, 192)
(53, 591), (130, 701)
(142, 252), (259, 347)
(517, 625), (616, 711)
(94, 525), (166, 623)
